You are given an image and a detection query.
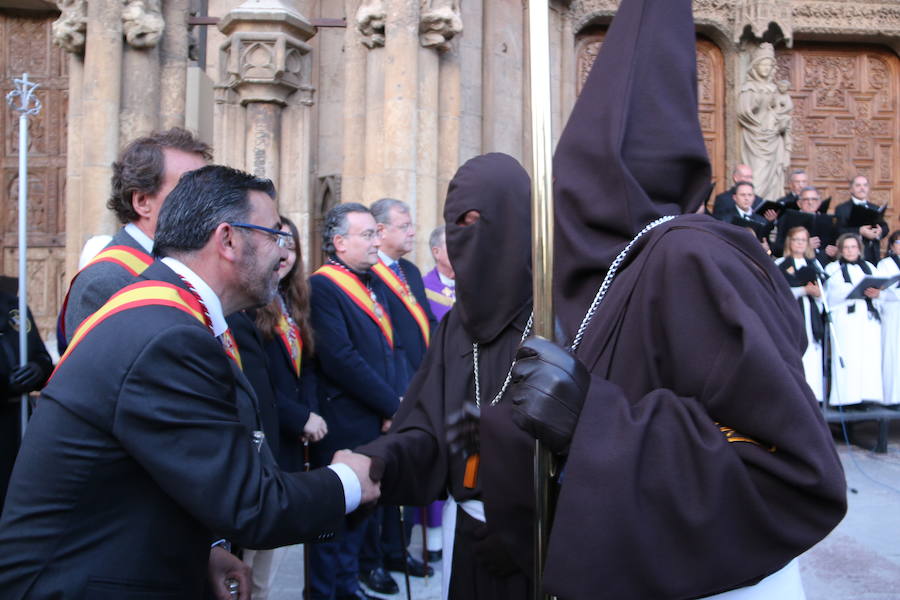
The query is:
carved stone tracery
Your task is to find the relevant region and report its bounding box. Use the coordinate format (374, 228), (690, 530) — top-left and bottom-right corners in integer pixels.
(734, 0), (793, 47)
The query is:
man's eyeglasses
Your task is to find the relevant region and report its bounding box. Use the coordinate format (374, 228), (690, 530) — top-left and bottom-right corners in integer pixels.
(229, 222), (293, 248)
(345, 230), (379, 241)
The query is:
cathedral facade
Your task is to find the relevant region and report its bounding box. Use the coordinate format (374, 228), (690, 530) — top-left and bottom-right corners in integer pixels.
(2, 0), (899, 339)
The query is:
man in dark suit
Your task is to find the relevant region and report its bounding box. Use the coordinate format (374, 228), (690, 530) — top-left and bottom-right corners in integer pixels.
(0, 166), (378, 600)
(59, 128), (209, 349)
(308, 203), (404, 600)
(359, 198), (437, 591)
(776, 168), (809, 211)
(834, 174), (890, 264)
(710, 163), (765, 219)
(714, 181), (776, 242)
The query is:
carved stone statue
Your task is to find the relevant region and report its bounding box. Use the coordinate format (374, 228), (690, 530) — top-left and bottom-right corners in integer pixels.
(737, 43), (792, 201)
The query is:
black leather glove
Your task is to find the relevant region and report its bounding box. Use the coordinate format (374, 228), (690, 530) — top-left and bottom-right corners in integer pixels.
(8, 362), (44, 395)
(473, 524), (519, 577)
(445, 401), (480, 459)
(509, 336), (589, 455)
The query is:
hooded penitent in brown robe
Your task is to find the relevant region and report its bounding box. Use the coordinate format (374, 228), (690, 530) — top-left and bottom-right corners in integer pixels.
(542, 0), (847, 598)
(358, 152), (537, 598)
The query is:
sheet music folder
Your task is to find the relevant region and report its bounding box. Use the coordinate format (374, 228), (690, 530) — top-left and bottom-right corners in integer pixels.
(845, 274), (900, 300)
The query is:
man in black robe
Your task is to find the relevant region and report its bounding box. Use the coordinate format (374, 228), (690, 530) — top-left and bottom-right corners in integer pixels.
(508, 0), (847, 599)
(357, 152), (536, 599)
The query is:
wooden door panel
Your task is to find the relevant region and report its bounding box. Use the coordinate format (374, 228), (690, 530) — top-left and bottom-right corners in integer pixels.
(775, 45), (899, 240)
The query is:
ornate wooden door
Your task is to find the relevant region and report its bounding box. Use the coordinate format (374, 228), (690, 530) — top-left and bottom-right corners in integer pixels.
(574, 33), (726, 208)
(1, 11), (68, 339)
(775, 45), (899, 239)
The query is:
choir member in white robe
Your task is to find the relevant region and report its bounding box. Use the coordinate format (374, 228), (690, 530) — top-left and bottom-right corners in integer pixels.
(775, 227), (825, 401)
(824, 233), (883, 406)
(877, 231), (900, 406)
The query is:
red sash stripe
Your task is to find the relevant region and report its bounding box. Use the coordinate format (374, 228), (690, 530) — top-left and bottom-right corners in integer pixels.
(57, 245), (155, 348)
(372, 261), (430, 346)
(52, 281), (208, 379)
(313, 264), (394, 349)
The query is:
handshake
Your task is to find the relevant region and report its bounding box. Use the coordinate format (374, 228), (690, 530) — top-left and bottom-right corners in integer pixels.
(330, 449), (382, 506)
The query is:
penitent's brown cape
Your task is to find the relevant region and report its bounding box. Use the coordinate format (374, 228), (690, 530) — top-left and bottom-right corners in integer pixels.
(358, 153), (538, 580)
(545, 0), (846, 598)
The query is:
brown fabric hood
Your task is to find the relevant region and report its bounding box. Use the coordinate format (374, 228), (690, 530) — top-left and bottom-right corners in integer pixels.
(444, 153), (532, 344)
(553, 0), (712, 336)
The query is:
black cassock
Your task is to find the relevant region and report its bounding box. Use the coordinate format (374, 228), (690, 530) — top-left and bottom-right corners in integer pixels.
(359, 152), (536, 599)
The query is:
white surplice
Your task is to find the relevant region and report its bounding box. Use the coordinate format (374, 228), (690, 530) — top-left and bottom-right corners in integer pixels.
(824, 260), (884, 406)
(775, 257), (824, 401)
(877, 256), (900, 405)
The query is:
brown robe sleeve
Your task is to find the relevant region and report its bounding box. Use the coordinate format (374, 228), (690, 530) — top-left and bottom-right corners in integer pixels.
(544, 224), (847, 600)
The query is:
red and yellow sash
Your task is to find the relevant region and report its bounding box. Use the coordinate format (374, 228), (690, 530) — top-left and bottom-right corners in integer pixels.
(313, 264), (394, 348)
(275, 296), (303, 377)
(83, 245), (154, 276)
(57, 245), (155, 348)
(52, 281), (209, 378)
(372, 261), (430, 346)
(220, 329), (243, 371)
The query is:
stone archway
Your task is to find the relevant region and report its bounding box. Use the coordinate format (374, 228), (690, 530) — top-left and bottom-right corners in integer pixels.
(775, 44), (899, 238)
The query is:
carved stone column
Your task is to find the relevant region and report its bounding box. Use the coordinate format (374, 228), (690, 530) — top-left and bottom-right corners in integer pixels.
(217, 0), (316, 199)
(79, 0), (123, 244)
(121, 0), (165, 141)
(160, 0), (190, 128)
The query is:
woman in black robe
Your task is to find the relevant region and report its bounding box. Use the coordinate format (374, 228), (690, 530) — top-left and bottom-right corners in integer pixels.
(357, 152), (536, 599)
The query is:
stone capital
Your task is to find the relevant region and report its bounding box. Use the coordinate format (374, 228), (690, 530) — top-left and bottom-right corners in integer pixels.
(52, 0), (88, 54)
(419, 0), (462, 51)
(218, 0), (316, 106)
(122, 0), (165, 48)
(356, 0), (386, 49)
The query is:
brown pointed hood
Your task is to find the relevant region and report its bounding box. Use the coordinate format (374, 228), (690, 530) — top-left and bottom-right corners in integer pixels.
(553, 0), (712, 336)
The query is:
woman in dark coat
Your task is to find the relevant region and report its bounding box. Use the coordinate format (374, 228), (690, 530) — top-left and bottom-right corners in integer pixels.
(256, 216), (325, 473)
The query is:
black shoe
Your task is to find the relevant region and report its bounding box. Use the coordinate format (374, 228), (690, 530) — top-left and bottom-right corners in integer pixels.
(425, 549), (442, 562)
(359, 567), (399, 595)
(385, 553), (434, 578)
(336, 587), (382, 600)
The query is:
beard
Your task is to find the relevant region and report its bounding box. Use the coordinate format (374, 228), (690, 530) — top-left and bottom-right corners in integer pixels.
(237, 239), (281, 309)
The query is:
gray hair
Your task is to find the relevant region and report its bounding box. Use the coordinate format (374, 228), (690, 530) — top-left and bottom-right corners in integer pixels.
(428, 225), (445, 250)
(370, 197), (410, 225)
(154, 165), (274, 258)
(322, 202), (371, 255)
(798, 185), (818, 196)
(789, 169), (807, 178)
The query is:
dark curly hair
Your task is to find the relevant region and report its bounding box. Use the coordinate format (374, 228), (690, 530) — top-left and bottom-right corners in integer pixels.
(107, 128), (212, 224)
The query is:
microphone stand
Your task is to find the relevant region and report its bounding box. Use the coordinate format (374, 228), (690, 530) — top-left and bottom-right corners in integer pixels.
(813, 260), (845, 411)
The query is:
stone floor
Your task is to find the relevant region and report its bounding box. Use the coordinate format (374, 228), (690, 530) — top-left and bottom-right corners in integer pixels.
(270, 420), (900, 600)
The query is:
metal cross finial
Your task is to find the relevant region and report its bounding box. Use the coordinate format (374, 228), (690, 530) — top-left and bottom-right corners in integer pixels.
(6, 73), (42, 117)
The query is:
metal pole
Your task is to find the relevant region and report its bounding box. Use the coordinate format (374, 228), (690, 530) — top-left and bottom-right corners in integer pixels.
(6, 73), (41, 441)
(526, 4), (555, 600)
(17, 104), (28, 439)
